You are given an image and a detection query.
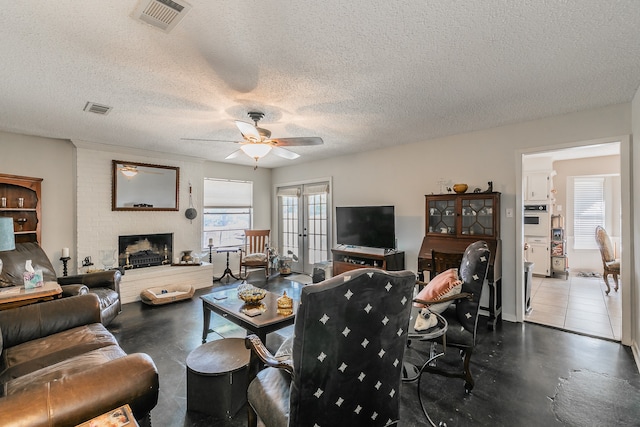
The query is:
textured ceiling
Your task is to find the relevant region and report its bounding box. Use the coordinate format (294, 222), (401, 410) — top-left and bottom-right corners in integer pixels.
(1, 1), (640, 168)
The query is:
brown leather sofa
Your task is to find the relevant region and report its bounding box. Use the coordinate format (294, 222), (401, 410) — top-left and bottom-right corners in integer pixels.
(0, 242), (121, 325)
(0, 293), (158, 426)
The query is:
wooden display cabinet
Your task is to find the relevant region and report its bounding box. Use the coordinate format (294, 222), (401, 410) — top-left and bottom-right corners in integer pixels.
(418, 192), (502, 329)
(0, 173), (42, 244)
(331, 247), (405, 276)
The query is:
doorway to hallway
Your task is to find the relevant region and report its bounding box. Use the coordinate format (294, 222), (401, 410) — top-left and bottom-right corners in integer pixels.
(522, 142), (622, 341)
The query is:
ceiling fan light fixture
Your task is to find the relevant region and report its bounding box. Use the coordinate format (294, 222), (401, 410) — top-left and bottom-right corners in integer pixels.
(241, 143), (272, 160)
(120, 167), (138, 177)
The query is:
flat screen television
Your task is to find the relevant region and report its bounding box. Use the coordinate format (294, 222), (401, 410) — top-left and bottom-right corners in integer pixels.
(336, 205), (396, 250)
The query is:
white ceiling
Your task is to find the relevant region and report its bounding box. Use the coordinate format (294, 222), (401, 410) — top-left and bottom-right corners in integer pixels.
(2, 1), (640, 168)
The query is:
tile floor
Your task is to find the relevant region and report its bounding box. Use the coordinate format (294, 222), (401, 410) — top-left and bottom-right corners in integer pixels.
(525, 272), (622, 341)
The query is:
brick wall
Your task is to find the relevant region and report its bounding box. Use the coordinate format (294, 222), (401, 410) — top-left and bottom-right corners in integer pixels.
(75, 147), (237, 301)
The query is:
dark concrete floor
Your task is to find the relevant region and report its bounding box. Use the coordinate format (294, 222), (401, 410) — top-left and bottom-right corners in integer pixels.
(108, 275), (640, 427)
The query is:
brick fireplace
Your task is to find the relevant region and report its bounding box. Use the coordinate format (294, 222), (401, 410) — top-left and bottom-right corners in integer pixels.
(118, 233), (173, 269)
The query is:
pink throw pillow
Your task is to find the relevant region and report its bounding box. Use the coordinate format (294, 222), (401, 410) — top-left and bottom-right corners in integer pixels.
(413, 268), (462, 314)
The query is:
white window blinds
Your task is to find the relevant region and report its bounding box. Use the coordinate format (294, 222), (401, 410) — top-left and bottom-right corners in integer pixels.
(204, 179), (252, 207)
(573, 177), (604, 249)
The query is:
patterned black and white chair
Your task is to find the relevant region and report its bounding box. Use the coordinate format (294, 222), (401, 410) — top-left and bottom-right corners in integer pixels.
(413, 240), (490, 393)
(245, 268), (416, 427)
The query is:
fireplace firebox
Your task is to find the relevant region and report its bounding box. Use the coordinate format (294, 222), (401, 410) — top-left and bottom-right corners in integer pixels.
(118, 233), (173, 269)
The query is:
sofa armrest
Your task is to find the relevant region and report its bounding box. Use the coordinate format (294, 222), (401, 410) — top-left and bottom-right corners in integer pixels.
(0, 294), (101, 348)
(0, 353), (159, 427)
(58, 270), (121, 292)
(60, 284), (89, 297)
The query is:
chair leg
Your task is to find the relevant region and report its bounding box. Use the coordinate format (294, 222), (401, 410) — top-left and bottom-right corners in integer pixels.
(602, 273), (611, 295)
(612, 273), (619, 292)
(462, 349), (474, 394)
(248, 404), (258, 427)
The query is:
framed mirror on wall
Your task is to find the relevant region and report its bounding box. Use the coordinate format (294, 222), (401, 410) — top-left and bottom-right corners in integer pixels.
(112, 160), (180, 211)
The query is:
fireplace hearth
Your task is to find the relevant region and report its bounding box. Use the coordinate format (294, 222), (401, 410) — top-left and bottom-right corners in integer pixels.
(118, 233), (173, 269)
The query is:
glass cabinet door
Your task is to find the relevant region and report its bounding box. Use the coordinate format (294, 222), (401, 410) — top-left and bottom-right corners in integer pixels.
(461, 197), (494, 236)
(428, 198), (456, 235)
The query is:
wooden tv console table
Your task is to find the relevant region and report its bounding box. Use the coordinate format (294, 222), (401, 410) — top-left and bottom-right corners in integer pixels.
(331, 247), (405, 276)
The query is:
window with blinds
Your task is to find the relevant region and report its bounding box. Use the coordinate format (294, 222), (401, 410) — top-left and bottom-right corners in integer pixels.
(203, 179), (252, 249)
(573, 177), (604, 249)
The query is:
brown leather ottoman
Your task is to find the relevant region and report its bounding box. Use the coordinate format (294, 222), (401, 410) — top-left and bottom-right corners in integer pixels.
(186, 338), (250, 419)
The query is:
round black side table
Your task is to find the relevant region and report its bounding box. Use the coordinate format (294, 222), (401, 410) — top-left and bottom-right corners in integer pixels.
(186, 337), (251, 419)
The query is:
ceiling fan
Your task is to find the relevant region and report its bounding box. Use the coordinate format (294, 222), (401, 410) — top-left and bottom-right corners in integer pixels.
(117, 164), (162, 177)
(182, 112), (323, 168)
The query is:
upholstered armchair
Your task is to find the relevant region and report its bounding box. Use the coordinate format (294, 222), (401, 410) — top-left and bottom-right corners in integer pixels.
(595, 226), (620, 294)
(245, 268), (416, 427)
(412, 240), (490, 393)
(0, 242), (121, 325)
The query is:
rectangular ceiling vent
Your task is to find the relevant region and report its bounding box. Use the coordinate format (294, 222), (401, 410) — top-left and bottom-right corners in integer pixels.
(133, 0), (191, 33)
(84, 102), (112, 115)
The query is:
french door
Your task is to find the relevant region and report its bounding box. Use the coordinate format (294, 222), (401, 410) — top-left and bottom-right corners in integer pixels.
(277, 182), (330, 274)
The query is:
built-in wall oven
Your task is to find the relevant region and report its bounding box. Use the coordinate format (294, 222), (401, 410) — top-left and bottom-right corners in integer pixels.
(524, 204), (550, 237)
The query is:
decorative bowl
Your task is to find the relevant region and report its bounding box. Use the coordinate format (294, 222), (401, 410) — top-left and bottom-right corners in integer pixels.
(237, 284), (267, 304)
(453, 183), (468, 194)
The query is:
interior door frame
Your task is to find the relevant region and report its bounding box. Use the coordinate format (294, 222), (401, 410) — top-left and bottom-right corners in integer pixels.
(515, 135), (631, 346)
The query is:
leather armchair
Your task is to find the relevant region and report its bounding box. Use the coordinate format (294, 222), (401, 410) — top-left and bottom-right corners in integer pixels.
(245, 268), (416, 427)
(58, 270), (121, 325)
(0, 242), (121, 325)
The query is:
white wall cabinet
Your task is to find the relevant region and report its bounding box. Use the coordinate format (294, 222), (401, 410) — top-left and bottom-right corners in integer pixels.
(525, 172), (551, 203)
(526, 238), (550, 276)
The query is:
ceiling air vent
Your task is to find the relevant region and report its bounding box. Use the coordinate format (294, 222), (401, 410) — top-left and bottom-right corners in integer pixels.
(133, 0), (192, 33)
(84, 102), (112, 115)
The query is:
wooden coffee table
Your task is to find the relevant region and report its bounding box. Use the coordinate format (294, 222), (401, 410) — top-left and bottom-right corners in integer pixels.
(201, 287), (297, 343)
(0, 281), (62, 310)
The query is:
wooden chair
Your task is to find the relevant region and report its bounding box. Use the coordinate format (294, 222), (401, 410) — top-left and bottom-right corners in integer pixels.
(416, 250), (463, 286)
(595, 226), (620, 294)
(239, 229), (270, 279)
(431, 249), (464, 277)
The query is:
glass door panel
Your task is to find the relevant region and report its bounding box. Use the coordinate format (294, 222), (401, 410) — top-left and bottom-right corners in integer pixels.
(278, 183), (330, 274)
(428, 199), (456, 234)
(461, 198), (494, 236)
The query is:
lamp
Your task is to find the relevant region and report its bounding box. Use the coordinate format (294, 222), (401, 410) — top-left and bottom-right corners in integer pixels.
(240, 143), (272, 161)
(0, 217), (16, 278)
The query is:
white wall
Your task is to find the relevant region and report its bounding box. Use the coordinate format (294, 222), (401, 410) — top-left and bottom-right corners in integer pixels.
(0, 131), (75, 275)
(273, 103), (632, 323)
(631, 86), (640, 363)
(74, 145), (204, 274)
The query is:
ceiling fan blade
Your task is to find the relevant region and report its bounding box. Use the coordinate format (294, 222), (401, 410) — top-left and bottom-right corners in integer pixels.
(180, 137), (239, 143)
(271, 146), (300, 160)
(271, 137), (323, 146)
(235, 120), (262, 142)
(225, 149), (244, 160)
